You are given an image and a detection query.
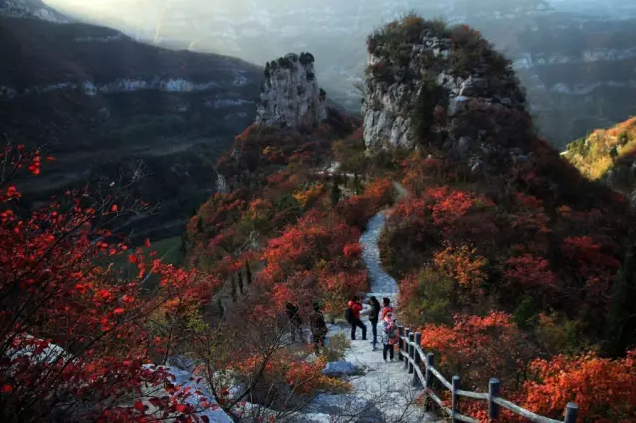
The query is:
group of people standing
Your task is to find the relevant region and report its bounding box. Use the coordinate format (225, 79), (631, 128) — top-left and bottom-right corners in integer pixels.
(285, 296), (399, 363)
(347, 296), (399, 362)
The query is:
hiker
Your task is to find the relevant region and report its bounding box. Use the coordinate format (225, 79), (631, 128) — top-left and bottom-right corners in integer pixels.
(381, 297), (394, 320)
(346, 296), (367, 341)
(309, 301), (328, 354)
(367, 296), (381, 351)
(382, 312), (399, 362)
(286, 302), (304, 343)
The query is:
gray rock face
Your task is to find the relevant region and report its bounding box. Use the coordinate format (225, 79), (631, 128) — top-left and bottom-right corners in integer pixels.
(322, 361), (359, 377)
(256, 52), (327, 128)
(362, 22), (533, 175)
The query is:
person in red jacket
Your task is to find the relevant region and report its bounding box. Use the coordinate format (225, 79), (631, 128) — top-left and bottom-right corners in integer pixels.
(346, 296), (367, 341)
(381, 297), (394, 320)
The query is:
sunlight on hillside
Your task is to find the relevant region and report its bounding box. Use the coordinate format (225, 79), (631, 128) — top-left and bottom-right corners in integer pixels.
(564, 116), (636, 181)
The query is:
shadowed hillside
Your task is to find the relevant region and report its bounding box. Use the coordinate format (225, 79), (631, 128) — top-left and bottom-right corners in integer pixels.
(0, 16), (264, 241)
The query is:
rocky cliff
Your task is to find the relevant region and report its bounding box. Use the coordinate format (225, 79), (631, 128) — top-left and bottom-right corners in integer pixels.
(98, 0), (636, 149)
(0, 15), (263, 241)
(362, 17), (530, 174)
(255, 52), (327, 128)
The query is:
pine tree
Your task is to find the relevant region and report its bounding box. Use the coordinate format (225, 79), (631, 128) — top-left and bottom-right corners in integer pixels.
(237, 270), (244, 294)
(605, 245), (636, 356)
(245, 260), (252, 285)
(330, 175), (342, 206)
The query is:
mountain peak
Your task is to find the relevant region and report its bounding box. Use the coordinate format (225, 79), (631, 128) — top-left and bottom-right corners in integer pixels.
(362, 15), (529, 173)
(255, 52), (328, 129)
(0, 0), (69, 22)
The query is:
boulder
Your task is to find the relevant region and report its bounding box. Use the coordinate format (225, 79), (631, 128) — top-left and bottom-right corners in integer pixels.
(322, 361), (359, 377)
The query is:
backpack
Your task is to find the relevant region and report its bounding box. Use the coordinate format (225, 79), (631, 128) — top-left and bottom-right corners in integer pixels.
(344, 307), (354, 323)
(385, 324), (398, 343)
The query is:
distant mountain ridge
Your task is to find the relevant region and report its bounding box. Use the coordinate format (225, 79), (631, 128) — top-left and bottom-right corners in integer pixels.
(0, 13), (263, 241)
(0, 0), (69, 21)
(105, 0), (636, 148)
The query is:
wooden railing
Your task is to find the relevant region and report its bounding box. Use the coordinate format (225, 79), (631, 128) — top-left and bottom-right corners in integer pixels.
(396, 326), (579, 423)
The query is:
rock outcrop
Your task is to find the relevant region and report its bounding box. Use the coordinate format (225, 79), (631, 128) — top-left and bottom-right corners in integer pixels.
(362, 17), (531, 173)
(255, 52), (327, 128)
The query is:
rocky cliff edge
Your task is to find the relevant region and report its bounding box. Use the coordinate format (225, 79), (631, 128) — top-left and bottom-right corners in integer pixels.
(256, 52), (328, 129)
(362, 15), (531, 174)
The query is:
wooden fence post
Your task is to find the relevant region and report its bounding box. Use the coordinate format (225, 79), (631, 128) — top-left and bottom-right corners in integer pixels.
(451, 376), (460, 423)
(489, 378), (500, 421)
(408, 332), (415, 374)
(564, 403), (578, 423)
(403, 328), (411, 371)
(397, 325), (404, 362)
(423, 352), (435, 412)
(412, 332), (422, 387)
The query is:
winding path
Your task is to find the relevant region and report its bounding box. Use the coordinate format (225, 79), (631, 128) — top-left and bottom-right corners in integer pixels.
(307, 182), (438, 423)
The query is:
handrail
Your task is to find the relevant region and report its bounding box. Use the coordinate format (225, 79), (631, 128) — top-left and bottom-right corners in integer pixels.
(396, 326), (578, 423)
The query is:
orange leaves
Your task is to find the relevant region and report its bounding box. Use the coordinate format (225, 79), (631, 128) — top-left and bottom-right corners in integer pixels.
(420, 312), (536, 394)
(521, 350), (636, 422)
(427, 186), (477, 226)
(434, 245), (487, 288)
(292, 183), (324, 209)
(343, 243), (362, 258)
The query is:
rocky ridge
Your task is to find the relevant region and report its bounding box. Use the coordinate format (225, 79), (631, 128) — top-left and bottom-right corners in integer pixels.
(563, 116), (636, 208)
(101, 0), (636, 148)
(0, 15), (263, 241)
(256, 52), (328, 128)
(363, 17), (530, 174)
(0, 0), (68, 22)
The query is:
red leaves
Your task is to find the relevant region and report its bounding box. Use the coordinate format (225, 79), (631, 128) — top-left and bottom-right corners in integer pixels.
(133, 401), (145, 412)
(113, 308), (125, 315)
(2, 384), (13, 393)
(520, 350), (636, 422)
(343, 243), (362, 258)
(504, 254), (557, 290)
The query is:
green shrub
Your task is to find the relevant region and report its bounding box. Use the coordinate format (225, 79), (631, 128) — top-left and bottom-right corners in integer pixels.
(299, 52), (315, 65)
(411, 73), (447, 142)
(323, 332), (350, 362)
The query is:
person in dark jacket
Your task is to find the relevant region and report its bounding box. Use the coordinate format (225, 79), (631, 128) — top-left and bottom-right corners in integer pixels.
(347, 296), (367, 341)
(367, 296), (381, 351)
(309, 301), (328, 354)
(286, 302), (304, 343)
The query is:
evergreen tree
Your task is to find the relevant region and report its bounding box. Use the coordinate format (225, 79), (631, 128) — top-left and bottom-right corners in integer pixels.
(245, 260), (252, 285)
(330, 175), (342, 206)
(237, 270), (244, 294)
(605, 245), (636, 356)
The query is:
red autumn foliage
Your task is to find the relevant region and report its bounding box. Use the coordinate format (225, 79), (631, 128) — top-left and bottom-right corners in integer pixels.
(0, 145), (219, 421)
(504, 254), (557, 290)
(258, 210), (367, 312)
(520, 350), (636, 423)
(337, 177), (394, 230)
